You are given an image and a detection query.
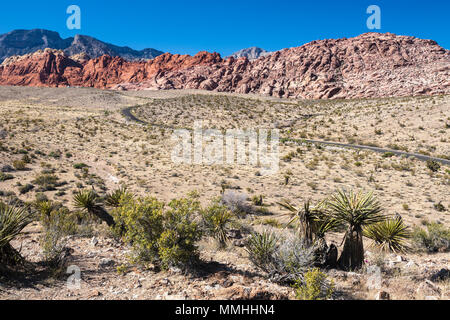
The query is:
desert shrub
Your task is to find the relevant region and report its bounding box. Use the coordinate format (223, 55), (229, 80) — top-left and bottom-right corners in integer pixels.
(259, 218), (281, 228)
(202, 199), (235, 247)
(48, 151), (61, 159)
(21, 154), (31, 164)
(426, 160), (441, 172)
(113, 196), (202, 270)
(36, 200), (56, 218)
(246, 231), (316, 281)
(433, 202), (446, 212)
(382, 152), (395, 158)
(157, 198), (203, 269)
(40, 207), (77, 268)
(272, 235), (316, 276)
(113, 197), (164, 263)
(73, 163), (89, 170)
(363, 217), (411, 253)
(12, 160), (26, 171)
(412, 222), (450, 253)
(293, 268), (334, 300)
(19, 183), (34, 194)
(221, 190), (252, 215)
(0, 172), (13, 182)
(32, 173), (60, 191)
(251, 195), (264, 206)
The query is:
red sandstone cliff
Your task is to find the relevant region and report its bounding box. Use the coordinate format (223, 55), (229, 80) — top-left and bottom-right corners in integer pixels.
(1, 33), (449, 99)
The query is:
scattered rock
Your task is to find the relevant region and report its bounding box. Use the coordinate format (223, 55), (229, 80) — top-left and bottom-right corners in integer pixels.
(89, 290), (102, 298)
(404, 260), (418, 269)
(99, 258), (115, 268)
(416, 280), (441, 297)
(375, 291), (391, 300)
(227, 229), (242, 239)
(232, 239), (246, 247)
(214, 285), (288, 300)
(1, 165), (14, 172)
(430, 268), (450, 282)
(91, 237), (99, 246)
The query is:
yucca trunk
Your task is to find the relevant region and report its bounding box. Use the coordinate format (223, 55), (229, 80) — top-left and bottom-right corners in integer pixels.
(338, 225), (364, 271)
(300, 219), (314, 243)
(0, 243), (25, 271)
(91, 206), (115, 227)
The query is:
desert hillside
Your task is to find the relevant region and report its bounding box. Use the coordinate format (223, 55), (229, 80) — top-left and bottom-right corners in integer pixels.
(0, 87), (448, 300)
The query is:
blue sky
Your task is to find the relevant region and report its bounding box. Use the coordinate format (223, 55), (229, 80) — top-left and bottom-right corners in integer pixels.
(0, 0), (448, 56)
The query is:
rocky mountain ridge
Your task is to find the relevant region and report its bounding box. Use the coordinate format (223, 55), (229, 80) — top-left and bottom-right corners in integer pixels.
(0, 32), (448, 99)
(0, 29), (163, 63)
(229, 47), (272, 60)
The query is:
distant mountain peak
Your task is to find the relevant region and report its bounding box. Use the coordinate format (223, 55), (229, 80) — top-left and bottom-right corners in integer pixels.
(0, 29), (163, 63)
(229, 47), (272, 60)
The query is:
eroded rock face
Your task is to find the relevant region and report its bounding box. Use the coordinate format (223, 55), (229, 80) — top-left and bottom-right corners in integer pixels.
(1, 32), (449, 99)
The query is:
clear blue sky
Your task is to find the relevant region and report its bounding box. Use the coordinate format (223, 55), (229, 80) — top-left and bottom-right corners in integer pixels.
(0, 0), (448, 56)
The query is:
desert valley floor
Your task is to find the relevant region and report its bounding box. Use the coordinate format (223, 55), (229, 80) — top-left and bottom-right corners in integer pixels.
(0, 86), (448, 300)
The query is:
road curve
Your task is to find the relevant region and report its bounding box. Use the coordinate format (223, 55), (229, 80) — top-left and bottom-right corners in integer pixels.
(122, 106), (450, 166)
(287, 138), (450, 166)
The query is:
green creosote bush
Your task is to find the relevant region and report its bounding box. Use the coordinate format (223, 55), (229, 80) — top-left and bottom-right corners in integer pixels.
(12, 160), (26, 171)
(0, 172), (14, 182)
(412, 222), (450, 253)
(426, 160), (440, 172)
(113, 195), (202, 270)
(293, 268), (334, 300)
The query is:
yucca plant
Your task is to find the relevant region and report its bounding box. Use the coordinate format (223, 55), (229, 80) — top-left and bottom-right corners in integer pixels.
(105, 186), (133, 208)
(202, 200), (235, 248)
(278, 199), (337, 243)
(363, 217), (411, 253)
(327, 190), (384, 270)
(73, 190), (115, 227)
(245, 230), (278, 273)
(0, 203), (31, 268)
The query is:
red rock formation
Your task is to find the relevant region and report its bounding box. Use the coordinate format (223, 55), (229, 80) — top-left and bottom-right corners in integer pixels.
(1, 33), (449, 99)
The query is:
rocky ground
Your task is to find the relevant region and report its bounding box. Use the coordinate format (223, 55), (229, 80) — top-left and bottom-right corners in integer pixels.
(0, 87), (448, 300)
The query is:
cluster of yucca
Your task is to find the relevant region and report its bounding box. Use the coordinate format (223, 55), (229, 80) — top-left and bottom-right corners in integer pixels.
(276, 190), (411, 270)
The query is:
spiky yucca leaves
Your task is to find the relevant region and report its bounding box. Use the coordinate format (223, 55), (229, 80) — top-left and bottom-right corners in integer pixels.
(0, 203), (31, 268)
(245, 230), (278, 273)
(105, 186), (133, 208)
(278, 199), (337, 243)
(364, 217), (411, 253)
(327, 190), (384, 270)
(202, 200), (235, 248)
(73, 190), (115, 227)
